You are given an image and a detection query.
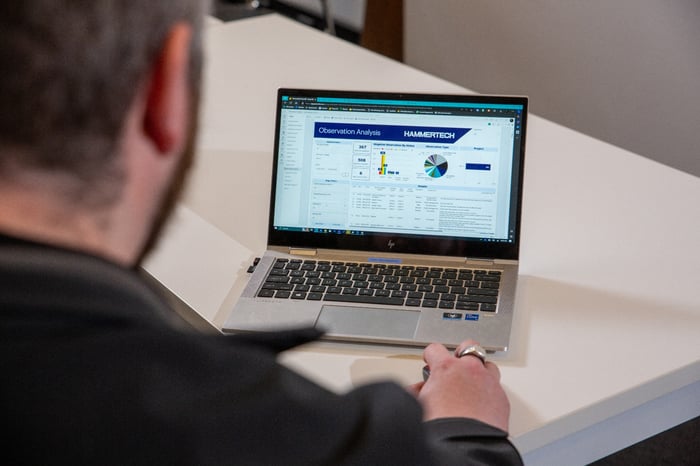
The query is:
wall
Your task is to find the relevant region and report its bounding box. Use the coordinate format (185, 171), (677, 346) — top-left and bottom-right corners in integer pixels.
(404, 0), (700, 177)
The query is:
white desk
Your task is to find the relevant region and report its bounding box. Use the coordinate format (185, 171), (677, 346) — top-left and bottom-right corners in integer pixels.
(145, 14), (700, 465)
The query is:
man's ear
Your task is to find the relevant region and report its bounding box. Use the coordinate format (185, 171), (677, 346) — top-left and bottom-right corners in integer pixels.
(143, 23), (193, 155)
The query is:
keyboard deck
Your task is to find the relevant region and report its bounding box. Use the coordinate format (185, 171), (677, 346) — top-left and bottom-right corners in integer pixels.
(256, 259), (501, 312)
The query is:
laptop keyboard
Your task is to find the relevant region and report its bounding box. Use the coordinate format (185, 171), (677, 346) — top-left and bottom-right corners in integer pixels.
(256, 259), (501, 312)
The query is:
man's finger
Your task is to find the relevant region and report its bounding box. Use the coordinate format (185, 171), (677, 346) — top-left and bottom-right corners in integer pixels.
(423, 342), (450, 365)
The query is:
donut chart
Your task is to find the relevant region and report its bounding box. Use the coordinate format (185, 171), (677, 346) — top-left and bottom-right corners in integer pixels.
(424, 154), (448, 178)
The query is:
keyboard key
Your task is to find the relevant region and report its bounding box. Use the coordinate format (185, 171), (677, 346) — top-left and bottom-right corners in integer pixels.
(463, 295), (498, 304)
(275, 291), (291, 299)
(291, 291), (306, 299)
(422, 299), (438, 308)
(266, 276), (290, 283)
(481, 304), (497, 312)
(405, 298), (422, 307)
(258, 289), (274, 298)
(455, 302), (479, 311)
(263, 283), (293, 291)
(468, 288), (499, 296)
(476, 274), (500, 282)
(323, 294), (405, 306)
(439, 301), (455, 309)
(307, 292), (323, 301)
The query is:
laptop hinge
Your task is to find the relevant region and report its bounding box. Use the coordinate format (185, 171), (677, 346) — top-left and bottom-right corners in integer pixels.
(289, 248), (318, 256)
(464, 257), (495, 266)
(465, 258), (518, 266)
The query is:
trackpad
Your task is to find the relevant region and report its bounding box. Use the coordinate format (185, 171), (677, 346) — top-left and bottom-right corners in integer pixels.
(316, 305), (419, 339)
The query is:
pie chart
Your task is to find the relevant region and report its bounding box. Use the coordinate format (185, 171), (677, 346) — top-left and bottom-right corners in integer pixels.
(424, 154), (448, 178)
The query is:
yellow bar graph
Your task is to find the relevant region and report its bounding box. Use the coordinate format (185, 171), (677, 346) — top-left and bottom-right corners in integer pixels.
(379, 152), (387, 175)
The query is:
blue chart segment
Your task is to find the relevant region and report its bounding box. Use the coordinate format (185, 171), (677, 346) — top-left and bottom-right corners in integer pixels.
(424, 154), (448, 178)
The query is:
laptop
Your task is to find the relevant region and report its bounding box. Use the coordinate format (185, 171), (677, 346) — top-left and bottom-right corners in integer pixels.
(223, 88), (528, 352)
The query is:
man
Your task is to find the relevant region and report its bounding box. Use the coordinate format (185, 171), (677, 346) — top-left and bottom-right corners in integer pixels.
(0, 1), (522, 464)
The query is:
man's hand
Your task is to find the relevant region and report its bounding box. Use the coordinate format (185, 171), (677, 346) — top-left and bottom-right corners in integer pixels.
(408, 340), (511, 432)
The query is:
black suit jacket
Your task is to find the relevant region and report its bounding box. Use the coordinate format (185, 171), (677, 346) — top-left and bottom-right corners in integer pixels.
(0, 235), (522, 465)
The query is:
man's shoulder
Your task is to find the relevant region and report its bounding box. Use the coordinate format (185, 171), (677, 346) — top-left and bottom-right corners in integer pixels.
(0, 237), (182, 328)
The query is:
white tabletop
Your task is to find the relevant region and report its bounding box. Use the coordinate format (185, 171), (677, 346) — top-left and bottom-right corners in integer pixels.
(144, 14), (700, 465)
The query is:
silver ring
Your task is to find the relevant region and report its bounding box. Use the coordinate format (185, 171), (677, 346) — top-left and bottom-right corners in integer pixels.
(456, 344), (487, 364)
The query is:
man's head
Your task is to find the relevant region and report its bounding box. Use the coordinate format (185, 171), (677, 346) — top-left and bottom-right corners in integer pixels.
(0, 0), (209, 265)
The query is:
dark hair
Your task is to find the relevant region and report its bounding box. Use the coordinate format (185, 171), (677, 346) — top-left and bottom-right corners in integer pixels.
(0, 0), (208, 206)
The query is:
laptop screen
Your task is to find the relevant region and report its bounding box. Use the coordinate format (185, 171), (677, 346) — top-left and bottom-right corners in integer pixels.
(268, 89), (527, 260)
